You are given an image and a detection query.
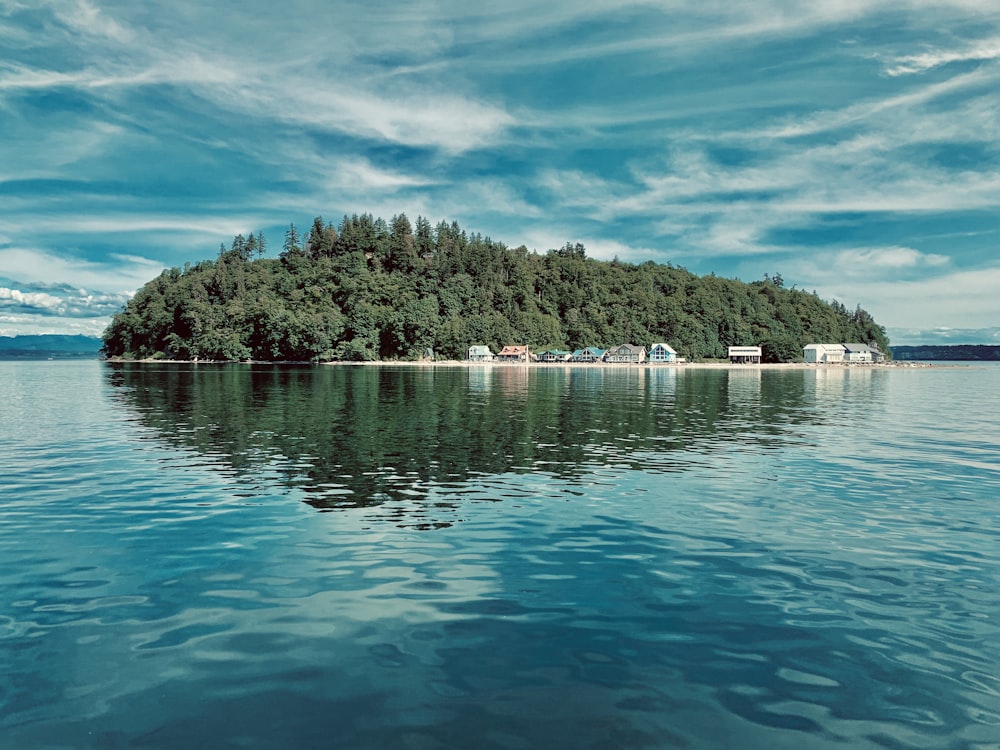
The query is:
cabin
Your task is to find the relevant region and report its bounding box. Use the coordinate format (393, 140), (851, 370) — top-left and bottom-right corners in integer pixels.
(571, 347), (607, 363)
(803, 344), (846, 363)
(728, 345), (762, 364)
(537, 349), (572, 363)
(496, 345), (531, 363)
(468, 345), (495, 362)
(648, 343), (678, 363)
(605, 344), (647, 364)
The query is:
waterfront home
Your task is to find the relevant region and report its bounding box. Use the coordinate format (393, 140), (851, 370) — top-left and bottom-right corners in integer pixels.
(803, 344), (846, 363)
(571, 347), (607, 363)
(728, 345), (762, 364)
(606, 344), (647, 363)
(537, 349), (572, 363)
(468, 345), (495, 362)
(648, 343), (678, 363)
(496, 345), (531, 362)
(843, 343), (879, 363)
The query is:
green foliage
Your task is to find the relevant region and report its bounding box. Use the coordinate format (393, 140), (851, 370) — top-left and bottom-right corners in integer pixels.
(102, 215), (892, 362)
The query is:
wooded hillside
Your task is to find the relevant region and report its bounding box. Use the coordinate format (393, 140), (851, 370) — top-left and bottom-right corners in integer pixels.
(101, 213), (890, 362)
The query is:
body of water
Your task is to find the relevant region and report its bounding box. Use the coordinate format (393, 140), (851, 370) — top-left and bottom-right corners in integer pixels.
(1, 361), (998, 749)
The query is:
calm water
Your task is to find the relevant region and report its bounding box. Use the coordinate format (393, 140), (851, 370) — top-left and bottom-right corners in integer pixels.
(1, 361), (998, 749)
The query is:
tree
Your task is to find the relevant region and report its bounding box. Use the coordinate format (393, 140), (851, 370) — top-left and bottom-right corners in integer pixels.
(282, 223), (302, 258)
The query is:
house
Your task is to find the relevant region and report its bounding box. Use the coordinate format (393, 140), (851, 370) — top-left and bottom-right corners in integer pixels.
(496, 345), (531, 362)
(570, 347), (607, 363)
(537, 349), (572, 363)
(803, 344), (846, 363)
(605, 344), (647, 363)
(728, 345), (762, 364)
(648, 343), (678, 363)
(468, 345), (494, 362)
(843, 343), (877, 363)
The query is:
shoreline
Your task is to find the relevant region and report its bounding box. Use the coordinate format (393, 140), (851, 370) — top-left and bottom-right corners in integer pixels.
(105, 358), (941, 369)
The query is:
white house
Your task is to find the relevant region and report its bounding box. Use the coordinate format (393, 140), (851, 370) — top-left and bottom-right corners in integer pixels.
(728, 345), (762, 364)
(648, 343), (678, 363)
(537, 349), (572, 363)
(803, 344), (846, 363)
(843, 343), (877, 363)
(468, 345), (494, 362)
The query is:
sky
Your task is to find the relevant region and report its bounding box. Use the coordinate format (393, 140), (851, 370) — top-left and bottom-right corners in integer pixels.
(1, 0), (998, 346)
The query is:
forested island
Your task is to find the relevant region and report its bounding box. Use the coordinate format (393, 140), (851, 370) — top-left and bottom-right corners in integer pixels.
(102, 214), (890, 363)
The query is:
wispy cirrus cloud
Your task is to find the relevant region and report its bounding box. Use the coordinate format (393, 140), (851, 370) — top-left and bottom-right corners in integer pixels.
(884, 37), (1000, 76)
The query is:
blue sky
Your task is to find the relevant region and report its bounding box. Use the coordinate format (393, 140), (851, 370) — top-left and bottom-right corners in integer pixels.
(1, 1), (998, 346)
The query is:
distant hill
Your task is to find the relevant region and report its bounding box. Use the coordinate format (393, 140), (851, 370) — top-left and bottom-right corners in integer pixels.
(0, 335), (103, 359)
(893, 345), (1000, 361)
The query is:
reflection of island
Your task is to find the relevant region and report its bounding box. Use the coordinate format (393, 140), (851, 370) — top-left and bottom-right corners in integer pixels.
(105, 363), (841, 511)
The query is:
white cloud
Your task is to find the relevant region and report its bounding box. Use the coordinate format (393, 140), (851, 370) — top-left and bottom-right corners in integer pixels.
(324, 158), (436, 192)
(0, 287), (64, 310)
(832, 246), (949, 272)
(788, 257), (1000, 330)
(885, 37), (1000, 76)
(0, 311), (110, 337)
(0, 247), (163, 293)
(52, 0), (135, 44)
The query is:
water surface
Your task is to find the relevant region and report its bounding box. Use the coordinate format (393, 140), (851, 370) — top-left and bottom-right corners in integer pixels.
(1, 361), (998, 748)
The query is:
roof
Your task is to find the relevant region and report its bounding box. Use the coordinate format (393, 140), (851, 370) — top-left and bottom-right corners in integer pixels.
(650, 343), (677, 353)
(843, 343), (874, 352)
(611, 343), (646, 354)
(468, 345), (493, 355)
(497, 345), (529, 356)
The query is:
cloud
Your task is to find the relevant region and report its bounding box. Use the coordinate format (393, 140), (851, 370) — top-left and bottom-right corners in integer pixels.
(832, 246), (949, 272)
(789, 259), (1000, 331)
(0, 247), (163, 293)
(885, 37), (1000, 76)
(0, 287), (64, 311)
(0, 312), (110, 337)
(0, 282), (129, 321)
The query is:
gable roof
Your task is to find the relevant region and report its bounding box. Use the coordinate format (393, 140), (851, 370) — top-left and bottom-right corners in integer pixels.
(497, 345), (529, 356)
(650, 343), (677, 353)
(610, 343), (645, 354)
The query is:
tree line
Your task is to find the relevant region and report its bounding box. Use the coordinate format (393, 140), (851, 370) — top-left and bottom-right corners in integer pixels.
(101, 213), (891, 362)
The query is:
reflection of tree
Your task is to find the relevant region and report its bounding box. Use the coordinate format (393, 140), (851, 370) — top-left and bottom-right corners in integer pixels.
(106, 364), (838, 511)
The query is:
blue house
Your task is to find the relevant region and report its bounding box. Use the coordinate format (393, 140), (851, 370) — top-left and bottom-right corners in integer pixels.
(648, 343), (678, 363)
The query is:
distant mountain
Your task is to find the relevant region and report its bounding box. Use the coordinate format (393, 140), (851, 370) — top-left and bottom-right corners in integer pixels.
(0, 335), (103, 358)
(893, 345), (1000, 361)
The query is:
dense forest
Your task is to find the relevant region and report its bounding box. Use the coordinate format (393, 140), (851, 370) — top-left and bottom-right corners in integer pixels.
(102, 213), (890, 362)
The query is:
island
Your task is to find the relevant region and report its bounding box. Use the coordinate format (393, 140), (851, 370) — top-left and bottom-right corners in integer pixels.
(102, 213), (890, 363)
